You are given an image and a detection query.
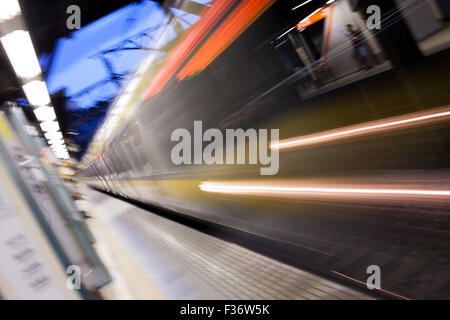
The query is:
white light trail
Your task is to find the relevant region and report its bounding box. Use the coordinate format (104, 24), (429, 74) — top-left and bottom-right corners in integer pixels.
(292, 0), (313, 11)
(200, 182), (450, 198)
(276, 26), (296, 40)
(272, 107), (450, 150)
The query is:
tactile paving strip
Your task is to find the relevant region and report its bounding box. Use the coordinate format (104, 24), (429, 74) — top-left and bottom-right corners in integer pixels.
(114, 200), (372, 300)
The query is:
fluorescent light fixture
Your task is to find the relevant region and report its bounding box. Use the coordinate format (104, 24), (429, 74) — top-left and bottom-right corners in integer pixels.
(49, 139), (64, 146)
(292, 0), (313, 10)
(1, 30), (42, 79)
(45, 131), (63, 140)
(54, 152), (68, 158)
(54, 151), (68, 157)
(53, 149), (68, 157)
(34, 106), (56, 122)
(54, 148), (68, 154)
(326, 0), (335, 4)
(0, 0), (21, 22)
(53, 150), (68, 156)
(40, 120), (60, 132)
(23, 81), (51, 106)
(53, 149), (68, 155)
(50, 146), (66, 152)
(50, 145), (66, 151)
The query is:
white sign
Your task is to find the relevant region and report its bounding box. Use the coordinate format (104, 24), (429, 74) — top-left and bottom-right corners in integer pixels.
(0, 188), (70, 299)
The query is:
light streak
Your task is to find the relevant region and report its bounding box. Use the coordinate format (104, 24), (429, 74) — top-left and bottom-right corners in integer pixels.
(292, 0), (313, 11)
(142, 0), (237, 100)
(296, 7), (328, 30)
(276, 26), (296, 40)
(177, 0), (276, 80)
(271, 106), (450, 150)
(331, 271), (411, 300)
(199, 182), (450, 197)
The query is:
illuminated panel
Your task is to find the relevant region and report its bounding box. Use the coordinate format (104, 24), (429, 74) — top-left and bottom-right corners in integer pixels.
(296, 7), (329, 31)
(271, 106), (450, 151)
(176, 0), (276, 81)
(142, 0), (237, 100)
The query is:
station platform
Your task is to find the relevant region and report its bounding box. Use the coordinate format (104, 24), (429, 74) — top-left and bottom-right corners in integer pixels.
(77, 186), (373, 300)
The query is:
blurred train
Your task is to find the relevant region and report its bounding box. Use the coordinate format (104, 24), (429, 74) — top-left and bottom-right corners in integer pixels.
(81, 0), (450, 299)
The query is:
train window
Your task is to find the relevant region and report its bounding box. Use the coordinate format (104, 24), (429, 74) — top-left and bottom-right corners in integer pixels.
(273, 0), (392, 100)
(396, 0), (450, 56)
(121, 124), (150, 177)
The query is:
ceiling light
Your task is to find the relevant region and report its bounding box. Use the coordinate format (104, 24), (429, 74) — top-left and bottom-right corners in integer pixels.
(54, 148), (68, 154)
(23, 81), (51, 106)
(54, 152), (68, 158)
(49, 139), (64, 146)
(50, 145), (66, 151)
(50, 146), (66, 153)
(40, 120), (60, 132)
(0, 0), (21, 22)
(1, 30), (42, 79)
(45, 131), (63, 140)
(34, 106), (56, 122)
(52, 148), (68, 155)
(54, 152), (69, 158)
(53, 151), (68, 157)
(53, 152), (67, 158)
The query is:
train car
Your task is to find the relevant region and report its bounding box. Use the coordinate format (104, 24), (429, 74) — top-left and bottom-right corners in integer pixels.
(82, 0), (450, 299)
